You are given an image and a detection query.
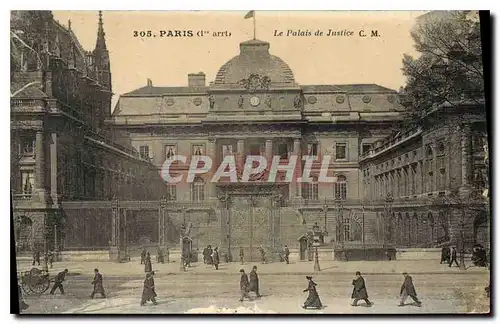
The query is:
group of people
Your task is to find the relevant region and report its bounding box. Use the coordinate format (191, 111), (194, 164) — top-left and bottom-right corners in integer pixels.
(202, 245), (220, 270)
(301, 271), (422, 310)
(238, 266), (262, 301)
(440, 245), (489, 268)
(32, 247), (56, 269)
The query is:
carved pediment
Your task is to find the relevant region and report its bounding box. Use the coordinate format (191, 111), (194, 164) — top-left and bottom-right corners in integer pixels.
(239, 74), (271, 92)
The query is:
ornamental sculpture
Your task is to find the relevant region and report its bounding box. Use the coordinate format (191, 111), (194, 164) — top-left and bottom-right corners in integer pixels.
(238, 95), (244, 108)
(264, 94), (272, 108)
(293, 94), (303, 109)
(208, 95), (215, 109)
(239, 74), (271, 92)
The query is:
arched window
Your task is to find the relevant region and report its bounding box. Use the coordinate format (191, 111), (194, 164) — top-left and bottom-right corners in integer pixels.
(302, 176), (319, 200)
(191, 177), (205, 202)
(343, 217), (351, 241)
(334, 175), (347, 200)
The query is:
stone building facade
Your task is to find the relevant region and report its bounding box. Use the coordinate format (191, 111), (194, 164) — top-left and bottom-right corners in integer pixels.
(11, 11), (165, 254)
(359, 101), (489, 250)
(110, 39), (409, 260)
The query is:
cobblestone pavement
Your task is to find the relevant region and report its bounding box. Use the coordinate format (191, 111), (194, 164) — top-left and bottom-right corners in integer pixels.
(19, 270), (490, 314)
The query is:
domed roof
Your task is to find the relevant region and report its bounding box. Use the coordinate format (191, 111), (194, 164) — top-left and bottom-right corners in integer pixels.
(214, 39), (295, 86)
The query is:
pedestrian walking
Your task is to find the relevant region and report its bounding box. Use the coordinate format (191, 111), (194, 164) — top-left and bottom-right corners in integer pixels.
(144, 252), (152, 273)
(440, 247), (450, 264)
(239, 269), (251, 302)
(157, 246), (164, 264)
(449, 246), (459, 267)
(258, 246), (266, 264)
(249, 265), (262, 297)
(140, 248), (147, 265)
(207, 245), (213, 265)
(90, 268), (106, 299)
(47, 250), (54, 268)
(284, 245), (290, 264)
(32, 247), (40, 266)
(203, 246), (209, 264)
(212, 247), (220, 270)
(239, 246), (244, 264)
(302, 276), (323, 309)
(351, 271), (372, 307)
(399, 272), (422, 307)
(50, 269), (68, 295)
(183, 250), (191, 268)
(165, 247), (170, 263)
(140, 271), (158, 306)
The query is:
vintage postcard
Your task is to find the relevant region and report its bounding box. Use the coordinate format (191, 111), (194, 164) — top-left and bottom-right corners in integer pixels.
(11, 10), (490, 314)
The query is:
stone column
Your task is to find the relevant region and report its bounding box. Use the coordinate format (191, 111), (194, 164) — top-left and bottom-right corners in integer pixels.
(237, 139), (245, 173)
(265, 139), (273, 163)
(35, 131), (45, 189)
(109, 201), (119, 262)
(292, 138), (301, 198)
(50, 133), (58, 205)
(207, 138), (217, 199)
(461, 126), (472, 186)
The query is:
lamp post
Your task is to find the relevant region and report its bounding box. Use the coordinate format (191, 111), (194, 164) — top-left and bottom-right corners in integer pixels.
(313, 237), (321, 271)
(459, 218), (466, 270)
(322, 198), (328, 242)
(384, 192), (394, 260)
(220, 193), (231, 262)
(335, 197), (346, 261)
(179, 206), (186, 272)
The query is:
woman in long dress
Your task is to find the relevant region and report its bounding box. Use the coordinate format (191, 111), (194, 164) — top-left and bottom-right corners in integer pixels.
(303, 276), (323, 309)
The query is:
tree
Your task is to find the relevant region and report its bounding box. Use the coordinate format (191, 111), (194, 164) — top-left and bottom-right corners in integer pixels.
(401, 11), (484, 118)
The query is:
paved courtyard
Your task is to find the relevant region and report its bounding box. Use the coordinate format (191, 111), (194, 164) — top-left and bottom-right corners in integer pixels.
(16, 258), (490, 314)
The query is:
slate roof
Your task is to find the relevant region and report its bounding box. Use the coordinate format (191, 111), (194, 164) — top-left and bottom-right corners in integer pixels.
(122, 86), (209, 96)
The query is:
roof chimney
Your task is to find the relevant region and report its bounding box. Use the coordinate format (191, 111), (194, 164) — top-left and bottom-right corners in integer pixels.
(147, 78), (153, 87)
(188, 72), (205, 87)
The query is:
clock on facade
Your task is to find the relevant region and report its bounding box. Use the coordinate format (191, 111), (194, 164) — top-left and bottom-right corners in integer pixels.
(250, 96), (260, 106)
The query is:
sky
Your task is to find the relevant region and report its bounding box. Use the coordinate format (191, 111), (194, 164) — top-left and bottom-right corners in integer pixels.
(52, 11), (424, 110)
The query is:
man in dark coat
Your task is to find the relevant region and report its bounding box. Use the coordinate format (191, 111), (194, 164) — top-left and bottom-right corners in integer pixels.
(249, 265), (262, 297)
(207, 245), (213, 265)
(212, 247), (220, 270)
(50, 269), (68, 295)
(156, 246), (164, 264)
(351, 271), (372, 306)
(449, 246), (459, 267)
(140, 248), (147, 264)
(144, 252), (152, 273)
(32, 247), (40, 266)
(440, 247), (450, 264)
(239, 269), (251, 302)
(165, 247), (170, 263)
(284, 245), (290, 264)
(399, 272), (422, 306)
(140, 272), (158, 306)
(239, 246), (244, 264)
(90, 268), (106, 299)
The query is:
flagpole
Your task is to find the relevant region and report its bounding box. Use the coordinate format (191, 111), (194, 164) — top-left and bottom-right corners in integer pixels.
(253, 12), (256, 40)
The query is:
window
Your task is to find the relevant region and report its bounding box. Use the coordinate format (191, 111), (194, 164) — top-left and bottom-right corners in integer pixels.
(335, 143), (347, 160)
(165, 144), (176, 160)
(191, 177), (205, 202)
(192, 144), (204, 156)
(222, 144), (234, 157)
(426, 145), (433, 159)
(20, 170), (34, 195)
(139, 145), (150, 160)
(343, 218), (351, 241)
(249, 143), (264, 155)
(166, 184), (177, 201)
(278, 143), (289, 159)
(362, 144), (371, 155)
(301, 176), (319, 200)
(428, 171), (434, 192)
(307, 143), (319, 159)
(334, 175), (347, 200)
(19, 136), (35, 155)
